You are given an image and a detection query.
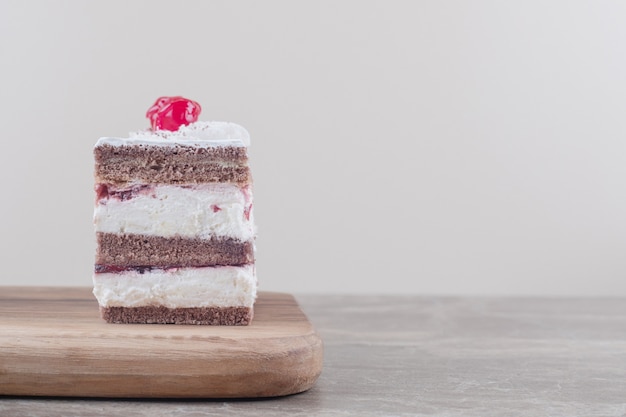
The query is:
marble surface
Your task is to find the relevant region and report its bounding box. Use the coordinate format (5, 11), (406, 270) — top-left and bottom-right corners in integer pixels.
(2, 295), (626, 416)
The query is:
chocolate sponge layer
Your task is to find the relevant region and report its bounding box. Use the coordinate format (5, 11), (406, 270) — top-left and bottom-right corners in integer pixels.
(96, 232), (254, 268)
(101, 306), (253, 325)
(94, 144), (251, 185)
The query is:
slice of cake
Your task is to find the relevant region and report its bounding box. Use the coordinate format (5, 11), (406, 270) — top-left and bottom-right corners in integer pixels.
(92, 97), (257, 324)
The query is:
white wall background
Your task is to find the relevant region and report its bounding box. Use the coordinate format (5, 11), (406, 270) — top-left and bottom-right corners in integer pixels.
(0, 1), (624, 295)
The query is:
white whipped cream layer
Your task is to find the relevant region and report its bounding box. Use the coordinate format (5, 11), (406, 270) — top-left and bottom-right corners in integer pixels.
(96, 121), (250, 148)
(93, 265), (257, 308)
(94, 184), (254, 240)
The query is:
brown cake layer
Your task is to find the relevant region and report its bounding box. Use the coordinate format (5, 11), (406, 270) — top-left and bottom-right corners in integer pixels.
(101, 305), (253, 325)
(94, 144), (251, 185)
(96, 232), (254, 267)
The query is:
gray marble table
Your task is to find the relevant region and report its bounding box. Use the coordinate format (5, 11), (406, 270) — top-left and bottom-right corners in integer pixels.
(2, 295), (626, 416)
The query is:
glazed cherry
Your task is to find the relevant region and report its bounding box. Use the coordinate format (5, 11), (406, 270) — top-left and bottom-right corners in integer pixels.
(146, 96), (201, 131)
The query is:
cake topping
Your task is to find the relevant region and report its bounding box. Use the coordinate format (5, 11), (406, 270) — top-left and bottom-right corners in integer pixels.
(146, 96), (202, 131)
(95, 121), (252, 148)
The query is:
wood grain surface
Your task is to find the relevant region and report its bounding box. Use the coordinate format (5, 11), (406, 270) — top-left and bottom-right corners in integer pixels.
(3, 295), (626, 416)
(0, 287), (323, 398)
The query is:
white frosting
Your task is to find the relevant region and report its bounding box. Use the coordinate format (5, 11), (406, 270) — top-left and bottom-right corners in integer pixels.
(95, 121), (250, 148)
(94, 184), (254, 240)
(93, 265), (257, 308)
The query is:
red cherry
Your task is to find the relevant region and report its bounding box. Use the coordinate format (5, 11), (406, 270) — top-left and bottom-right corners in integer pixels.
(146, 96), (202, 131)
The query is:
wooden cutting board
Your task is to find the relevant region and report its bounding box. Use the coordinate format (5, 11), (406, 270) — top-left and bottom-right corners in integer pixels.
(0, 287), (323, 398)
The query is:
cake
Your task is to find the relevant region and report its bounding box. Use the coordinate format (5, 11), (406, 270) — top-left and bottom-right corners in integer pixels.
(92, 97), (257, 324)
